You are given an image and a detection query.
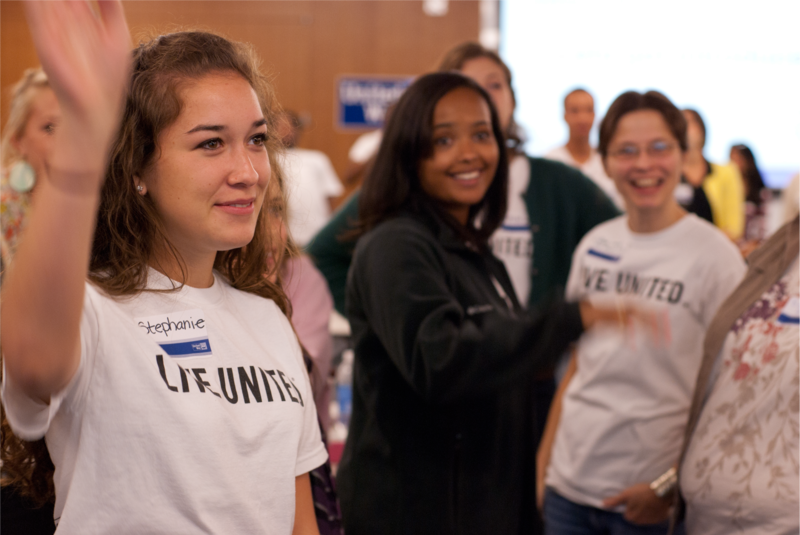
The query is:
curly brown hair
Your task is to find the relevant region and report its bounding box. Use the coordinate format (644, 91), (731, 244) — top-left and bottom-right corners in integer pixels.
(1, 29), (290, 506)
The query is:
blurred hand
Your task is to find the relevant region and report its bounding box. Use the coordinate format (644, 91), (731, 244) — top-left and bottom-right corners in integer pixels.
(579, 300), (671, 349)
(24, 0), (131, 192)
(602, 483), (671, 525)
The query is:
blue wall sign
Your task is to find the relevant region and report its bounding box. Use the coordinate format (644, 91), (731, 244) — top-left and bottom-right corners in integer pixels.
(337, 76), (414, 129)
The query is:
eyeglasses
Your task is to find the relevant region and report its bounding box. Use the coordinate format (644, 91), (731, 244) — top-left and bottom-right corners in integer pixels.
(608, 140), (676, 160)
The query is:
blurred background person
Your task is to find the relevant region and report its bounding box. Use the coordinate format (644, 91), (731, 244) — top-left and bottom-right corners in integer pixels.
(730, 143), (770, 252)
(278, 110), (344, 248)
(265, 170), (335, 435)
(545, 88), (624, 210)
(1, 68), (60, 271)
(681, 108), (745, 240)
(264, 168), (344, 535)
(1, 67), (60, 535)
(537, 91), (745, 535)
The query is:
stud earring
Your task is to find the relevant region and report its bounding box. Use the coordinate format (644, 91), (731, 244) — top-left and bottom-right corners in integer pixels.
(136, 185), (144, 194)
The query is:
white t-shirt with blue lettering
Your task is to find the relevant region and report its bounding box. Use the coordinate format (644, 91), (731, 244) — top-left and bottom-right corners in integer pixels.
(490, 155), (533, 307)
(545, 214), (745, 509)
(2, 270), (327, 534)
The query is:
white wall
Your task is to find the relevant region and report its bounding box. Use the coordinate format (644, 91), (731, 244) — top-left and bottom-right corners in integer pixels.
(501, 0), (800, 187)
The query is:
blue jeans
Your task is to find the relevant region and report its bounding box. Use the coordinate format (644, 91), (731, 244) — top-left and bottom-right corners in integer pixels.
(543, 488), (685, 535)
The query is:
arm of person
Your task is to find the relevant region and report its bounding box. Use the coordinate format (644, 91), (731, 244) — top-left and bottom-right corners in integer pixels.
(536, 351), (577, 510)
(292, 473), (320, 535)
(347, 222), (585, 405)
(306, 191), (360, 315)
(0, 0), (130, 402)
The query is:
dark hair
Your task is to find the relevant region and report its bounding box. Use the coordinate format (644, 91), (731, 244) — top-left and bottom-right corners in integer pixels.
(563, 87), (592, 109)
(358, 72), (508, 247)
(598, 90), (687, 158)
(682, 108), (707, 148)
(436, 42), (523, 153)
(732, 143), (766, 205)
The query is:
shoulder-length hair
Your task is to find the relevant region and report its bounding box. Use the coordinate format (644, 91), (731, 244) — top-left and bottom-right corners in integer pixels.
(0, 29), (293, 508)
(358, 72), (508, 247)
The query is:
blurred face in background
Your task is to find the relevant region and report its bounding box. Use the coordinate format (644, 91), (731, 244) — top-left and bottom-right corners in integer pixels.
(683, 110), (705, 153)
(458, 57), (514, 134)
(418, 87), (500, 225)
(729, 146), (747, 172)
(564, 90), (594, 140)
(604, 109), (683, 215)
(12, 87), (61, 174)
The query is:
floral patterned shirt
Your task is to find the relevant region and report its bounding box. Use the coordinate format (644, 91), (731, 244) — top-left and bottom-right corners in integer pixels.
(0, 174), (33, 269)
(681, 258), (799, 534)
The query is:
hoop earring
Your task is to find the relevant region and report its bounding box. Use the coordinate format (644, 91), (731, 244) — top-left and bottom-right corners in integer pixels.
(9, 161), (36, 193)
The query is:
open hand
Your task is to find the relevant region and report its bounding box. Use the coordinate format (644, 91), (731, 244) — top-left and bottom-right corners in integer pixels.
(602, 483), (671, 525)
(24, 0), (132, 191)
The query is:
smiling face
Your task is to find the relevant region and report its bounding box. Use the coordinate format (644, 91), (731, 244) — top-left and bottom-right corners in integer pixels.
(458, 56), (515, 134)
(139, 72), (270, 265)
(12, 87), (61, 173)
(418, 87), (499, 225)
(603, 109), (683, 216)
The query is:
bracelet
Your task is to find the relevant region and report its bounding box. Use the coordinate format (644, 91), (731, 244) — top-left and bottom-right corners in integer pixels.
(649, 467), (677, 498)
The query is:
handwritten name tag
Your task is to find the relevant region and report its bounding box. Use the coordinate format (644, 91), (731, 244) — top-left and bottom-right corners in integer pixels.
(136, 308), (212, 357)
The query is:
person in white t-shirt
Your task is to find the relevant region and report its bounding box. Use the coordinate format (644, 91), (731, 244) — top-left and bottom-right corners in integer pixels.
(278, 111), (344, 247)
(0, 4), (326, 534)
(537, 90), (746, 535)
(545, 88), (625, 210)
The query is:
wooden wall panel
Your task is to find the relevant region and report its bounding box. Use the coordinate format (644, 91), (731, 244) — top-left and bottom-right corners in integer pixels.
(1, 1), (479, 184)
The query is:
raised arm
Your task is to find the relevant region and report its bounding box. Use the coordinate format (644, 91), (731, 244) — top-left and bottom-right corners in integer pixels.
(1, 0), (131, 401)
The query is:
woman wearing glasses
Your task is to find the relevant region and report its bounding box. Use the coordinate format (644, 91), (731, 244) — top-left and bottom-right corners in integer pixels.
(536, 91), (746, 535)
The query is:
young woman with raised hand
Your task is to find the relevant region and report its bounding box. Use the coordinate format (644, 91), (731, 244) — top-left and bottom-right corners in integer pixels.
(336, 72), (640, 535)
(536, 91), (746, 535)
(0, 2), (326, 533)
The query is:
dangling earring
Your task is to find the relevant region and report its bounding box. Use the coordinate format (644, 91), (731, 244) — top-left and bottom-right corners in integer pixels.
(9, 161), (36, 193)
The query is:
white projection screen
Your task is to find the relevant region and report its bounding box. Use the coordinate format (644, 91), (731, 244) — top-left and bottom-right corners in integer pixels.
(500, 0), (799, 188)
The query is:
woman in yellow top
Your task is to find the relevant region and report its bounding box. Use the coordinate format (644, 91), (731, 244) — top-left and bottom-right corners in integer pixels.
(681, 109), (745, 240)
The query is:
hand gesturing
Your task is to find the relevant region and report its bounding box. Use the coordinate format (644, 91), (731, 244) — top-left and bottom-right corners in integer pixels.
(24, 0), (132, 191)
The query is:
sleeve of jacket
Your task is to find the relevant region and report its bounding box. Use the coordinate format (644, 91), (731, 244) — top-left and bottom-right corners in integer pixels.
(347, 222), (583, 405)
(306, 191), (360, 315)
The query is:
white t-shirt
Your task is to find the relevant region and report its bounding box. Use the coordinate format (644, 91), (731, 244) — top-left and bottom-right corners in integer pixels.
(2, 271), (328, 534)
(490, 155), (533, 307)
(282, 147), (344, 247)
(544, 145), (625, 211)
(681, 259), (799, 535)
(546, 214), (745, 509)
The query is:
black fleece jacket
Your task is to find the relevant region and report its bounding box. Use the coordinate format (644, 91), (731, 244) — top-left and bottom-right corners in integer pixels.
(338, 209), (583, 535)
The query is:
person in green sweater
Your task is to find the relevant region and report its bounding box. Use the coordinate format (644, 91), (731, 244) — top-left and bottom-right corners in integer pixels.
(307, 42), (619, 459)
